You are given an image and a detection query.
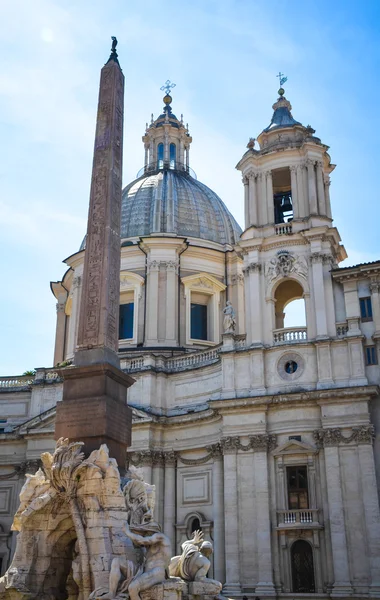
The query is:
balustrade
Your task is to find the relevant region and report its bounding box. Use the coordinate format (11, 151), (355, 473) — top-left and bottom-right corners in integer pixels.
(273, 327), (307, 344)
(275, 223), (292, 236)
(277, 508), (320, 526)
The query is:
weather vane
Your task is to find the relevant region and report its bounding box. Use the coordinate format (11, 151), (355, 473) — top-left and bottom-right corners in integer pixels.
(160, 80), (176, 95)
(277, 72), (288, 88)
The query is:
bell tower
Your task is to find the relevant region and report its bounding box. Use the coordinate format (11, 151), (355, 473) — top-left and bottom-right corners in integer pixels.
(237, 81), (334, 234)
(236, 77), (348, 356)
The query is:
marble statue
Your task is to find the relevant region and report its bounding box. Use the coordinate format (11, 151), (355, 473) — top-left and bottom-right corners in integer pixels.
(0, 439), (221, 600)
(124, 522), (172, 600)
(223, 301), (236, 333)
(169, 530), (222, 594)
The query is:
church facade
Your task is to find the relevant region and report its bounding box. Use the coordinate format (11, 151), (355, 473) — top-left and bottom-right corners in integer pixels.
(1, 80), (380, 599)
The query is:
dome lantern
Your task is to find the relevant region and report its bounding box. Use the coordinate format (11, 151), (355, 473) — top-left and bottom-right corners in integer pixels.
(142, 81), (192, 175)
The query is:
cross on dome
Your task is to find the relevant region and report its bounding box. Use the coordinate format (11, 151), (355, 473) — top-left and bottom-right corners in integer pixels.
(160, 80), (176, 95)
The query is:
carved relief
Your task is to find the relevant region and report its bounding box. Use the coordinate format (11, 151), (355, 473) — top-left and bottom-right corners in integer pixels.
(265, 250), (308, 285)
(313, 425), (375, 448)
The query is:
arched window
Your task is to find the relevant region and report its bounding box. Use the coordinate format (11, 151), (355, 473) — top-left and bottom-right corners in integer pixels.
(190, 517), (201, 533)
(291, 540), (315, 593)
(157, 143), (164, 169)
(170, 143), (176, 168)
(273, 279), (307, 343)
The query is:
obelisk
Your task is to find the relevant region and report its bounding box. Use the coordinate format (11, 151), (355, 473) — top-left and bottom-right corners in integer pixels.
(55, 39), (133, 467)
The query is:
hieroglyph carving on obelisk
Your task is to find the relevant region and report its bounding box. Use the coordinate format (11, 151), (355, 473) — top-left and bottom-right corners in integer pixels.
(75, 44), (124, 366)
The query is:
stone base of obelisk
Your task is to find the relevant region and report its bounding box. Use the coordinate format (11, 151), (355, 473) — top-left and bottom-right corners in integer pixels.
(55, 362), (134, 468)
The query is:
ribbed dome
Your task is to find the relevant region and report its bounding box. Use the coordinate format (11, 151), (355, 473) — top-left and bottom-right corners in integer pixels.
(120, 168), (242, 245)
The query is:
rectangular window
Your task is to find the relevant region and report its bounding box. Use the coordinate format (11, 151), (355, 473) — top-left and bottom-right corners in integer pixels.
(119, 302), (134, 339)
(365, 346), (378, 366)
(360, 297), (373, 321)
(287, 466), (309, 509)
(191, 303), (208, 340)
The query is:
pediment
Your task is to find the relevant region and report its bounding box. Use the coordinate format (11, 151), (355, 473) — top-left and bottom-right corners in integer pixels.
(16, 407), (56, 436)
(272, 438), (317, 456)
(181, 272), (226, 292)
(131, 407), (153, 423)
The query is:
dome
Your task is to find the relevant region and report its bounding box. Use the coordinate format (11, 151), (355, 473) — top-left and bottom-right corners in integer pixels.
(120, 168), (242, 245)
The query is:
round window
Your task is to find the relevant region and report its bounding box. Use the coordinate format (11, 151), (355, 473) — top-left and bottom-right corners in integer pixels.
(285, 360), (298, 374)
(277, 352), (304, 380)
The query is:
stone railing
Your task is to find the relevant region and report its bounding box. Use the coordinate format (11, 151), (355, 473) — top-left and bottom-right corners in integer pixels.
(336, 322), (349, 337)
(275, 223), (292, 236)
(277, 508), (319, 526)
(166, 348), (220, 371)
(0, 375), (34, 389)
(273, 327), (307, 344)
(121, 347), (221, 374)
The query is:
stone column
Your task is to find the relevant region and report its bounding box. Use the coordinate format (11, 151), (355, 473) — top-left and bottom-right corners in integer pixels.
(186, 146), (190, 170)
(254, 443), (276, 596)
(164, 132), (169, 165)
(297, 163), (306, 218)
(179, 138), (185, 166)
(307, 159), (318, 215)
(212, 450), (226, 583)
(290, 165), (298, 218)
(149, 139), (154, 169)
(165, 262), (178, 344)
(144, 144), (149, 170)
(53, 291), (68, 366)
(259, 173), (268, 224)
(222, 439), (241, 595)
(324, 175), (332, 218)
(246, 263), (263, 345)
(321, 440), (352, 595)
(357, 437), (380, 595)
(243, 176), (250, 228)
(310, 253), (328, 338)
(266, 171), (274, 224)
(249, 173), (258, 225)
(164, 451), (176, 556)
(146, 260), (160, 344)
(370, 281), (380, 337)
(152, 452), (165, 527)
(316, 161), (326, 215)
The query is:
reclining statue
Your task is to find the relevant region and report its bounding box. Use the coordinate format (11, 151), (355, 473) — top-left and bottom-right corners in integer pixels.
(168, 529), (221, 590)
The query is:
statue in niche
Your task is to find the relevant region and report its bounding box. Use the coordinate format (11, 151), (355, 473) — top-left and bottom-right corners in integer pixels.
(168, 530), (221, 592)
(223, 301), (236, 333)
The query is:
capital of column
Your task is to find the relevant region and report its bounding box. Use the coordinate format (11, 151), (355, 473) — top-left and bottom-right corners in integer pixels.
(243, 262), (262, 275)
(306, 158), (316, 168)
(128, 450), (153, 466)
(370, 281), (380, 294)
(230, 273), (244, 286)
(309, 252), (324, 265)
(313, 425), (375, 448)
(147, 260), (160, 273)
(72, 275), (82, 290)
(164, 450), (177, 466)
(242, 176), (249, 186)
(56, 302), (66, 313)
(289, 165), (298, 173)
(152, 451), (165, 467)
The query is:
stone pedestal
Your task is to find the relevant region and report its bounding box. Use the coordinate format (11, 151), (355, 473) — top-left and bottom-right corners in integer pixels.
(55, 363), (134, 467)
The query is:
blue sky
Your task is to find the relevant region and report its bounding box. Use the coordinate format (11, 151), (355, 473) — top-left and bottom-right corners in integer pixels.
(0, 0), (379, 375)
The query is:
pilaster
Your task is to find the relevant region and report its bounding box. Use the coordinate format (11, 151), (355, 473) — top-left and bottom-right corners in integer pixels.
(316, 160), (326, 215)
(310, 252), (328, 338)
(290, 165), (298, 218)
(164, 451), (177, 556)
(266, 171), (274, 224)
(307, 159), (318, 215)
(212, 449), (226, 583)
(249, 173), (258, 225)
(222, 438), (241, 595)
